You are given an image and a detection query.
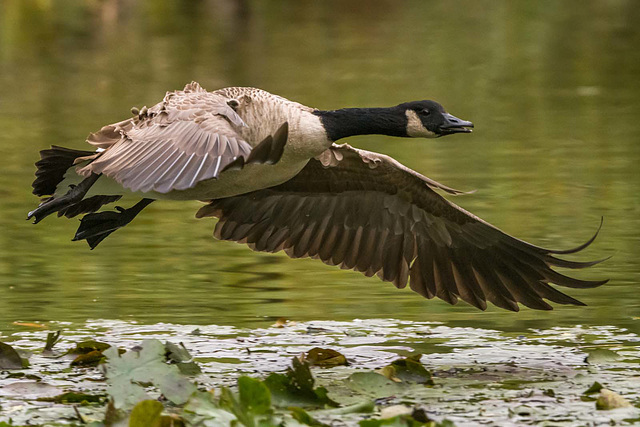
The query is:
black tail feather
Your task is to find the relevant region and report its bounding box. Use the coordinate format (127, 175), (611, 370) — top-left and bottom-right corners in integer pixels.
(32, 146), (95, 197)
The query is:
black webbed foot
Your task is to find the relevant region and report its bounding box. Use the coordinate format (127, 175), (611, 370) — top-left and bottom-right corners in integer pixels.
(27, 174), (101, 224)
(72, 198), (154, 249)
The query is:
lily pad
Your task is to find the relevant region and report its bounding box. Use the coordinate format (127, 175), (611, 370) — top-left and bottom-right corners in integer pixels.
(165, 341), (202, 375)
(69, 340), (111, 354)
(37, 391), (105, 404)
(103, 339), (196, 410)
(129, 400), (164, 427)
(346, 372), (404, 397)
(71, 350), (106, 367)
(290, 407), (330, 426)
(183, 391), (237, 426)
(305, 348), (348, 367)
(264, 357), (338, 408)
(585, 349), (622, 364)
(583, 381), (604, 395)
(218, 376), (276, 426)
(596, 389), (632, 410)
(382, 355), (434, 385)
(0, 342), (24, 370)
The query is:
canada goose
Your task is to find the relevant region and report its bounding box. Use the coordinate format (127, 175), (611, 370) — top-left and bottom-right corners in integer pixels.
(28, 82), (607, 311)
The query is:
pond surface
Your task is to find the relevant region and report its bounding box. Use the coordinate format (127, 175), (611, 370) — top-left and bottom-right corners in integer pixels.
(0, 1), (639, 424)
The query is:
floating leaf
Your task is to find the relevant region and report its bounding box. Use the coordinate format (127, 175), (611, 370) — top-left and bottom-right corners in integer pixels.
(218, 378), (275, 426)
(384, 355), (434, 385)
(359, 413), (448, 427)
(12, 321), (46, 328)
(0, 342), (24, 370)
(129, 400), (163, 427)
(71, 350), (106, 367)
(346, 372), (404, 397)
(305, 348), (348, 368)
(157, 370), (198, 405)
(37, 391), (105, 404)
(177, 361), (202, 376)
(265, 357), (338, 408)
(380, 405), (412, 418)
(183, 391), (237, 427)
(596, 389), (632, 410)
(584, 381), (604, 395)
(103, 339), (196, 410)
(239, 376), (272, 415)
(165, 341), (202, 375)
(273, 317), (295, 328)
(585, 349), (622, 364)
(314, 401), (376, 416)
(165, 341), (192, 363)
(69, 340), (112, 355)
(290, 407), (330, 426)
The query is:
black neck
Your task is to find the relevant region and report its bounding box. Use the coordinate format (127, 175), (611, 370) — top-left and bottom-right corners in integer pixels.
(313, 107), (407, 141)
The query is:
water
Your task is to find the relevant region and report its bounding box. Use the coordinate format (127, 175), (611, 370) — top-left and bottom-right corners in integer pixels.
(1, 0), (639, 335)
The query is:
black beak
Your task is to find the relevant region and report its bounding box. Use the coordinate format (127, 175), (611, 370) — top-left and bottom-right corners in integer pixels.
(438, 113), (474, 135)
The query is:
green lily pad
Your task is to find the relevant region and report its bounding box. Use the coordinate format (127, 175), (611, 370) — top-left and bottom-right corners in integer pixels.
(384, 355), (434, 385)
(239, 376), (272, 415)
(359, 413), (447, 427)
(305, 348), (348, 367)
(37, 391), (105, 404)
(264, 357), (338, 408)
(129, 400), (164, 426)
(218, 377), (275, 426)
(584, 381), (604, 395)
(68, 340), (111, 355)
(585, 349), (622, 364)
(183, 391), (237, 426)
(71, 350), (106, 367)
(596, 389), (632, 410)
(290, 407), (330, 426)
(0, 342), (24, 370)
(165, 341), (202, 375)
(103, 339), (196, 410)
(346, 372), (404, 397)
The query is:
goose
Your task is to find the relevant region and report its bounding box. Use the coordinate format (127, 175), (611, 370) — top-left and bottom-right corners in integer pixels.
(28, 82), (607, 311)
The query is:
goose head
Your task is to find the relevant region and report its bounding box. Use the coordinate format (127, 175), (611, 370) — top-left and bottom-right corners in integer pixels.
(399, 100), (474, 138)
(315, 100), (473, 142)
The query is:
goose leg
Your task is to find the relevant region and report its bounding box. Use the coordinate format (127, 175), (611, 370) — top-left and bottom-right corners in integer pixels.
(27, 173), (101, 224)
(72, 198), (155, 249)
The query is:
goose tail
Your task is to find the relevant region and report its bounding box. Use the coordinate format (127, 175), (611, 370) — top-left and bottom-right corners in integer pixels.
(32, 145), (95, 197)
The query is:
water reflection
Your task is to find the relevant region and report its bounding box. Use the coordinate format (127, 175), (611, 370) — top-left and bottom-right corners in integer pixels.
(0, 0), (639, 333)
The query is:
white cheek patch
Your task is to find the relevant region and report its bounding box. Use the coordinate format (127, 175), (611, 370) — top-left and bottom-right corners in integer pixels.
(405, 110), (436, 138)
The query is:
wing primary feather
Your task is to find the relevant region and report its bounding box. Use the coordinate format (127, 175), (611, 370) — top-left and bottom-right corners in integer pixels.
(471, 259), (520, 311)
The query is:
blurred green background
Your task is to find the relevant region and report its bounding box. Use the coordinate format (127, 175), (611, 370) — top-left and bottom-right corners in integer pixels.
(0, 0), (638, 333)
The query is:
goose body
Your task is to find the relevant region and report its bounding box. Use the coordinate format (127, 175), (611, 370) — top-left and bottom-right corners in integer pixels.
(28, 82), (607, 312)
(69, 83), (331, 201)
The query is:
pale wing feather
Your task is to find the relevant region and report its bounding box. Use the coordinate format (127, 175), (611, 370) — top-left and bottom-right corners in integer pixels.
(197, 143), (607, 311)
(80, 115), (252, 193)
(77, 82), (251, 193)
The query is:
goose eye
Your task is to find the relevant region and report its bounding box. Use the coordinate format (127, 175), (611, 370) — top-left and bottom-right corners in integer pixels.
(419, 108), (430, 116)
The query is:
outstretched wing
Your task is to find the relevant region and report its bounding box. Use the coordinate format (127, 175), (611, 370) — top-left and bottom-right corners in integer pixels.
(76, 82), (287, 194)
(197, 143), (607, 311)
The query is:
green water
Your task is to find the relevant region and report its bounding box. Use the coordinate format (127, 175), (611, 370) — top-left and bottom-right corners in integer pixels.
(1, 0), (639, 334)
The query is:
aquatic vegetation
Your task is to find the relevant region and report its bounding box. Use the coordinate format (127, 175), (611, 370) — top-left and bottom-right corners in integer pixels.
(1, 320), (639, 425)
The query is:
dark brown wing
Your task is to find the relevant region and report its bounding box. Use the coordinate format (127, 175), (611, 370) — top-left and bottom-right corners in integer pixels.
(196, 143), (608, 311)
